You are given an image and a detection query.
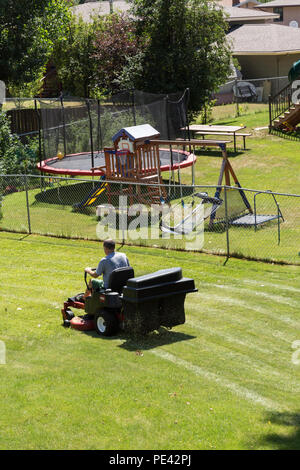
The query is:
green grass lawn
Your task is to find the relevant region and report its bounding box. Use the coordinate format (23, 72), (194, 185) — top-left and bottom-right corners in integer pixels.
(187, 103), (300, 193)
(1, 232), (300, 449)
(208, 102), (269, 127)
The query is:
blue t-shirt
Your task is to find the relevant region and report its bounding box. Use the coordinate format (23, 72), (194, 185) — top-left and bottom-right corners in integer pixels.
(96, 252), (130, 288)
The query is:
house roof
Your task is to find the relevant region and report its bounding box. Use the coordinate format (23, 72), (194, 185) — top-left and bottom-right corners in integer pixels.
(255, 0), (300, 7)
(73, 1), (277, 23)
(217, 0), (262, 5)
(112, 125), (160, 143)
(223, 5), (279, 20)
(216, 0), (236, 6)
(72, 1), (130, 22)
(236, 0), (262, 6)
(227, 23), (300, 54)
(73, 1), (278, 25)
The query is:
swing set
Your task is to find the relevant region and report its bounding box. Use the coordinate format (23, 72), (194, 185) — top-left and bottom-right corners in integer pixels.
(158, 140), (284, 235)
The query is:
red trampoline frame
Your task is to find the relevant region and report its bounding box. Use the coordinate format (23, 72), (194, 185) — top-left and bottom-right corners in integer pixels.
(37, 150), (196, 177)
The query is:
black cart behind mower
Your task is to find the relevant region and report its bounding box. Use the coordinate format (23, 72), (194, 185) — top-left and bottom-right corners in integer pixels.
(62, 267), (197, 336)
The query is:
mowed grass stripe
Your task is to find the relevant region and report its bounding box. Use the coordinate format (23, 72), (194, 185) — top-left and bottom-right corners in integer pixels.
(183, 324), (300, 393)
(186, 319), (271, 355)
(186, 311), (297, 387)
(200, 282), (300, 309)
(185, 293), (300, 369)
(151, 349), (284, 412)
(186, 294), (298, 341)
(190, 291), (300, 331)
(183, 283), (300, 399)
(166, 321), (300, 398)
(182, 264), (300, 293)
(185, 315), (295, 365)
(186, 294), (300, 370)
(242, 279), (300, 295)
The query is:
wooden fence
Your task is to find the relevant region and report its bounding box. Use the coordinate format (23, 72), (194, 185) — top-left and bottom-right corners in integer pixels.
(5, 101), (136, 145)
(6, 108), (39, 140)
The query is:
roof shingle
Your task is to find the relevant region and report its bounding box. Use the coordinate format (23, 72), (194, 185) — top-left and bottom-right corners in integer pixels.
(227, 23), (300, 54)
(72, 1), (130, 22)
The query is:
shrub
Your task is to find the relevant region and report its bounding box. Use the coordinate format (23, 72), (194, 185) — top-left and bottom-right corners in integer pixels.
(0, 112), (39, 175)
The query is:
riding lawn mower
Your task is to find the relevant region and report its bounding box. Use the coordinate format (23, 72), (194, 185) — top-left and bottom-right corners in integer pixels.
(62, 266), (197, 336)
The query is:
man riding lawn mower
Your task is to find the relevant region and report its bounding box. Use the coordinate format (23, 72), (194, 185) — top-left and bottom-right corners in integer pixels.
(61, 243), (197, 336)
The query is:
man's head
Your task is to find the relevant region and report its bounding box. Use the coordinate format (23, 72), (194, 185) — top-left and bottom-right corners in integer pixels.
(103, 239), (115, 254)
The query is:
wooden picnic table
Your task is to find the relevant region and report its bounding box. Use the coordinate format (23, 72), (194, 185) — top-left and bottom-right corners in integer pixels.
(149, 139), (231, 159)
(181, 124), (248, 152)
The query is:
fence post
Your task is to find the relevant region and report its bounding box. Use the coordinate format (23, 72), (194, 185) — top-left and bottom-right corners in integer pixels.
(268, 94), (272, 133)
(224, 186), (230, 265)
(277, 202), (281, 246)
(97, 98), (103, 151)
(24, 174), (32, 234)
(60, 95), (67, 158)
(86, 98), (95, 170)
(131, 89), (136, 126)
(185, 88), (191, 144)
(35, 99), (44, 191)
(165, 96), (175, 192)
(234, 78), (240, 117)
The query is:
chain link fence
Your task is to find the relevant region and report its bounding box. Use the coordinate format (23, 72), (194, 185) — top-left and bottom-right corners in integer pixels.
(1, 174), (299, 265)
(214, 76), (289, 107)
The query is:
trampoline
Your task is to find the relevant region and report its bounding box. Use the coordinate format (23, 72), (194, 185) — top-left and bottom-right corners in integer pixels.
(37, 89), (194, 178)
(37, 148), (196, 176)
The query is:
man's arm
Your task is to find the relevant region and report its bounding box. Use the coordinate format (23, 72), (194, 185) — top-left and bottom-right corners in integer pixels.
(85, 258), (105, 279)
(85, 267), (99, 278)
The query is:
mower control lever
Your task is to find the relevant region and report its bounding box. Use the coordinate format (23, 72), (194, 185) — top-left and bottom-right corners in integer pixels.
(84, 268), (97, 289)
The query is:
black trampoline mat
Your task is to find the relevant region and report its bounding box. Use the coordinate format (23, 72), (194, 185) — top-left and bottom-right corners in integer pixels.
(45, 149), (188, 171)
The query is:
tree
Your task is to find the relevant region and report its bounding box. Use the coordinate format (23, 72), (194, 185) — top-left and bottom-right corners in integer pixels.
(53, 15), (101, 97)
(0, 0), (72, 94)
(53, 12), (142, 97)
(93, 13), (141, 94)
(129, 0), (232, 112)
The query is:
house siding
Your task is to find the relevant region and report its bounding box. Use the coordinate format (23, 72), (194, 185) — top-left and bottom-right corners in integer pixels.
(260, 5), (300, 26)
(236, 54), (299, 79)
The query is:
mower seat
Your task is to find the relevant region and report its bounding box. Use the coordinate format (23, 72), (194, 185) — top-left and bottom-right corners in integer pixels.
(108, 266), (135, 294)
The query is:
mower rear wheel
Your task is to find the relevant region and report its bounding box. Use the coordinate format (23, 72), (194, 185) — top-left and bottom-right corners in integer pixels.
(95, 310), (118, 337)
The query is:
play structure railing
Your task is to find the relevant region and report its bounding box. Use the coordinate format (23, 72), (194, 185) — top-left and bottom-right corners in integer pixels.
(269, 80), (293, 129)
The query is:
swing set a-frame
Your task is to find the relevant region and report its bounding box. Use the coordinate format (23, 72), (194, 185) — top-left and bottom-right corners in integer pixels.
(209, 142), (283, 229)
(156, 139), (283, 233)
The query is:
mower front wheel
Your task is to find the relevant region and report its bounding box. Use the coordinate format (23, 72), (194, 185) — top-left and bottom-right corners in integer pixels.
(95, 310), (118, 337)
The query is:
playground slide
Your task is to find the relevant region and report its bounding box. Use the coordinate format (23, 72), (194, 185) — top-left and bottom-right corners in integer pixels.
(74, 181), (108, 209)
(288, 59), (300, 83)
(161, 203), (205, 235)
(160, 193), (223, 235)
